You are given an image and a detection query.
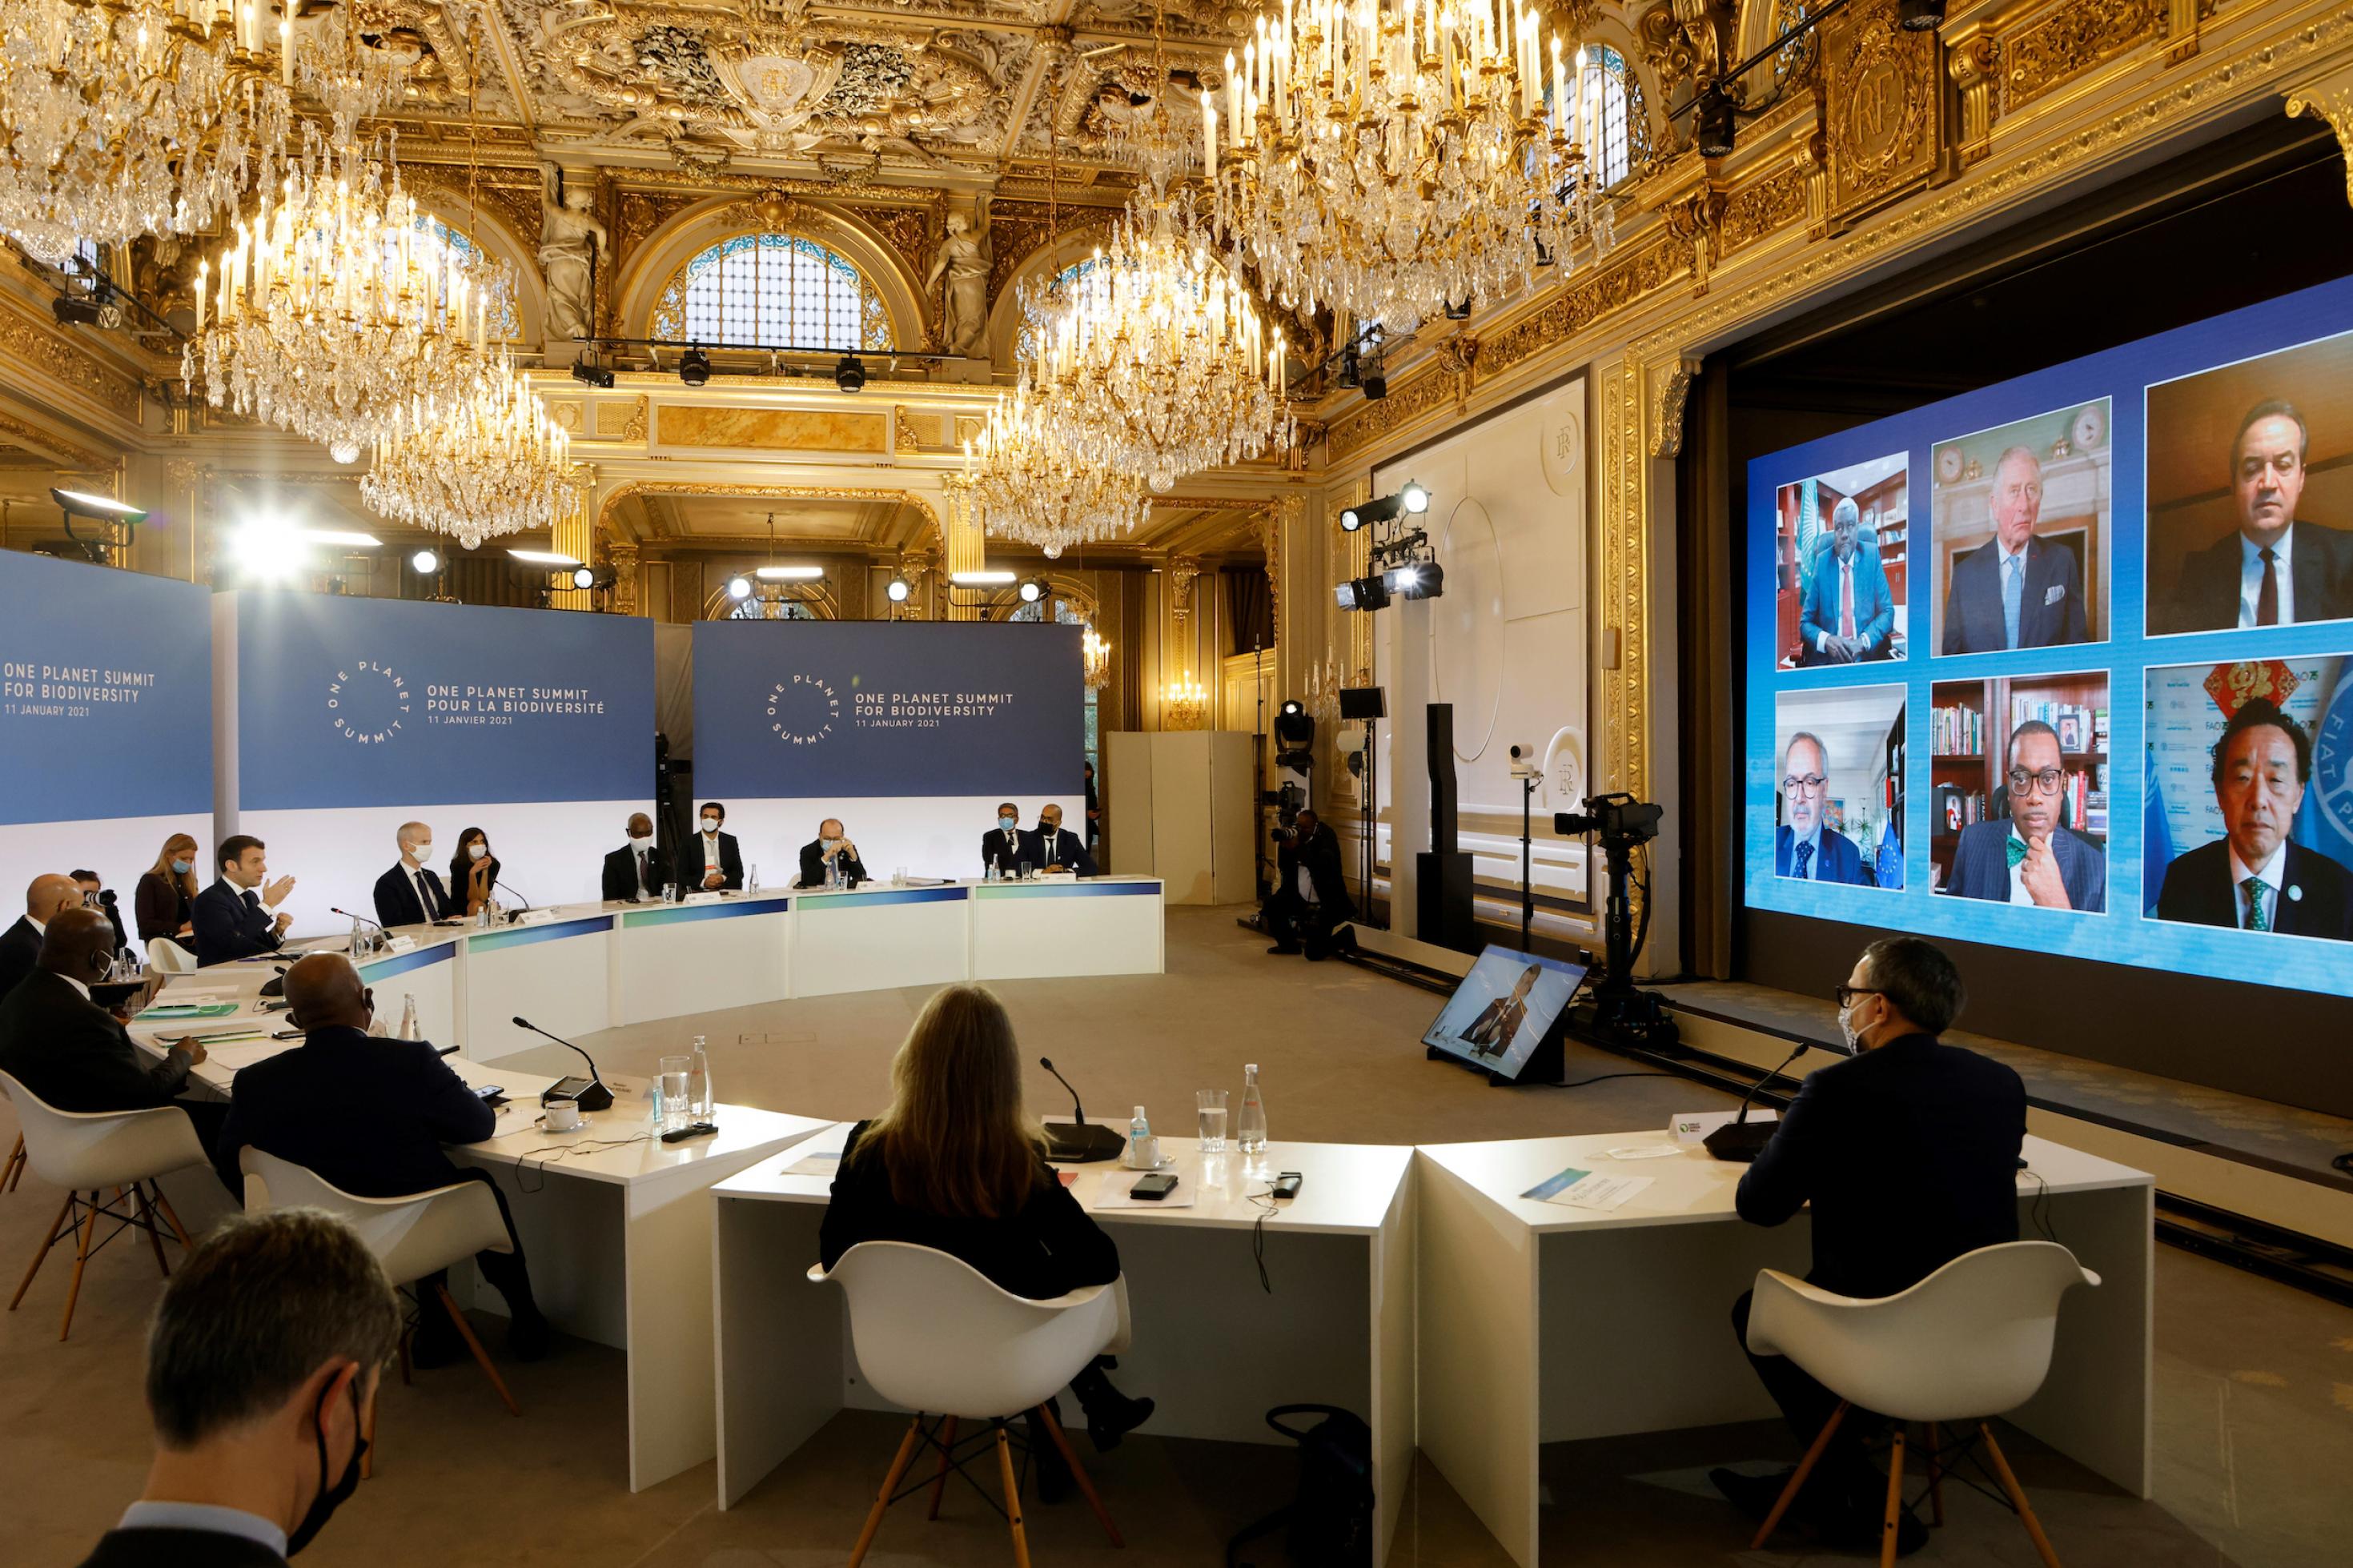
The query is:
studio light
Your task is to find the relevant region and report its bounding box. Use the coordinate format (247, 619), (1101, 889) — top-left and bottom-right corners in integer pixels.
(50, 295), (102, 327)
(410, 548), (440, 575)
(885, 576), (912, 603)
(950, 569), (1017, 586)
(1383, 560), (1445, 600)
(678, 346), (712, 387)
(756, 564), (824, 581)
(571, 564), (596, 590)
(1400, 480), (1429, 515)
(1334, 575), (1390, 612)
(1339, 505), (1365, 532)
(1017, 578), (1046, 604)
(50, 488), (147, 524)
(1362, 355), (1389, 401)
(1898, 0), (1948, 27)
(1337, 346), (1361, 390)
(570, 353), (615, 389)
(833, 354), (866, 394)
(1444, 299), (1472, 321)
(727, 575), (753, 600)
(1695, 86), (1737, 159)
(1341, 483), (1430, 534)
(506, 548), (582, 567)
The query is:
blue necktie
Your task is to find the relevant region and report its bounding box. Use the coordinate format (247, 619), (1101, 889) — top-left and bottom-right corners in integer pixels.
(1793, 841), (1815, 880)
(2002, 554), (2023, 649)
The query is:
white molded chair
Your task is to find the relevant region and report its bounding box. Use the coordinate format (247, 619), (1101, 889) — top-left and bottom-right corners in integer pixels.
(1743, 1241), (2098, 1567)
(1, 1069), (203, 1339)
(239, 1146), (522, 1464)
(813, 1241), (1131, 1566)
(145, 938), (196, 974)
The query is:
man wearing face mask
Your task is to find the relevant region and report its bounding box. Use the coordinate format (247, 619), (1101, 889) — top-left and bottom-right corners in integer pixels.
(1019, 803), (1098, 876)
(682, 800), (745, 892)
(74, 1209), (401, 1566)
(2156, 699), (2353, 937)
(371, 822), (456, 928)
(0, 907), (227, 1165)
(601, 811), (674, 902)
(982, 803), (1025, 876)
(1709, 937), (2025, 1555)
(214, 953), (552, 1367)
(797, 817), (869, 888)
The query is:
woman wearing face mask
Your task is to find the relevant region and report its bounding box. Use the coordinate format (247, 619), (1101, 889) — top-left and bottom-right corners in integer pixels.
(135, 832), (202, 943)
(449, 828), (500, 918)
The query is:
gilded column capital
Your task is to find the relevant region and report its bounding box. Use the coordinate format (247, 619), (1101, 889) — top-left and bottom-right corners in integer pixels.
(1167, 555), (1202, 623)
(2287, 68), (2353, 209)
(1651, 355), (1704, 461)
(1946, 34), (2001, 167)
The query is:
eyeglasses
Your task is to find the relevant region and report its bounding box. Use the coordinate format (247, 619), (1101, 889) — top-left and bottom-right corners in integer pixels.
(1782, 773), (1827, 796)
(2006, 766), (2066, 796)
(1833, 985), (1881, 1009)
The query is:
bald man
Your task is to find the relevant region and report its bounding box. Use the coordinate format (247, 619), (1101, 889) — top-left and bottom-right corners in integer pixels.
(0, 872), (81, 1001)
(215, 953), (551, 1365)
(373, 821), (456, 928)
(0, 907), (226, 1156)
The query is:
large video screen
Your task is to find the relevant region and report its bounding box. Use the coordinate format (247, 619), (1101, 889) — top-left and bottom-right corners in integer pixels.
(1746, 275), (2353, 1000)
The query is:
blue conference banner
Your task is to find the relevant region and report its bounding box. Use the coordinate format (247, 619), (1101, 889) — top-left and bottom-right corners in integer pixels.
(693, 620), (1083, 798)
(0, 552), (211, 824)
(233, 592), (653, 810)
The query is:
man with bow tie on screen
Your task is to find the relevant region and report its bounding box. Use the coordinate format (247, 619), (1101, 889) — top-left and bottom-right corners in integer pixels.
(1941, 720), (2107, 911)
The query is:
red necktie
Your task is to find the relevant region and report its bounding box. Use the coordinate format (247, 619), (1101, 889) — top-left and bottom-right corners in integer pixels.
(2256, 546), (2279, 626)
(1839, 562), (1855, 640)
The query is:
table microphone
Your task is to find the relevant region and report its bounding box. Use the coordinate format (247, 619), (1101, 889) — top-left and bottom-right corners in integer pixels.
(328, 908), (391, 950)
(1703, 1041), (1809, 1164)
(495, 879), (533, 913)
(510, 1015), (616, 1112)
(1038, 1056), (1124, 1164)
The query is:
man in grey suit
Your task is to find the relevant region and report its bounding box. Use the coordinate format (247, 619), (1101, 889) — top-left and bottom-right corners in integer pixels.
(2159, 400), (2353, 633)
(1799, 497), (1896, 664)
(1940, 446), (2089, 653)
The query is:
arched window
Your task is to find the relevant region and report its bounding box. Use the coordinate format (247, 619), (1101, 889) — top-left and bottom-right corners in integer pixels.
(728, 596), (817, 620)
(1013, 257), (1101, 367)
(413, 215), (520, 340)
(652, 232), (890, 351)
(1575, 46), (1649, 190)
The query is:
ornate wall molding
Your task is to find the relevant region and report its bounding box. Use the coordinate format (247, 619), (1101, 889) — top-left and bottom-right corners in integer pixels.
(0, 295), (142, 423)
(2287, 67), (2353, 207)
(0, 408), (113, 468)
(1822, 0), (1944, 228)
(1721, 161), (1810, 255)
(2002, 0), (2164, 114)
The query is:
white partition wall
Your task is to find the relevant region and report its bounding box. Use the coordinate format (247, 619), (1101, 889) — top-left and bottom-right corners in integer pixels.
(1106, 729), (1255, 904)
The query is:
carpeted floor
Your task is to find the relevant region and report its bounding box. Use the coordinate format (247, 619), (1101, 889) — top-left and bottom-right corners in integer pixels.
(2, 904), (2347, 1566)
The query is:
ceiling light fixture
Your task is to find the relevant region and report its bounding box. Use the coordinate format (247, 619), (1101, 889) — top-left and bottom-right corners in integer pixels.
(833, 354), (866, 394)
(410, 548), (441, 575)
(950, 570), (1018, 586)
(678, 346), (711, 387)
(885, 576), (912, 603)
(727, 575), (753, 600)
(506, 548), (581, 567)
(1017, 578), (1046, 604)
(755, 564), (824, 581)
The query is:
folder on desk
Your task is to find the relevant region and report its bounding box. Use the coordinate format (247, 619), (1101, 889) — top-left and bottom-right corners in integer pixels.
(139, 1002), (241, 1020)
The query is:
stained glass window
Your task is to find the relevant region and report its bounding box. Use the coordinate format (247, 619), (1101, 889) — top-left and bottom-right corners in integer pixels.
(1576, 46), (1647, 190)
(652, 233), (891, 351)
(412, 215), (520, 339)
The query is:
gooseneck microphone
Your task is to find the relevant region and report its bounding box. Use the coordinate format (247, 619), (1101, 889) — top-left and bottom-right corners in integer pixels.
(512, 1015), (616, 1112)
(1704, 1041), (1809, 1164)
(1038, 1056), (1125, 1164)
(495, 880), (533, 914)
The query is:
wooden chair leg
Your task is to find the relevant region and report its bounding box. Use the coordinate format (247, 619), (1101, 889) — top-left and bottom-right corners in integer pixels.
(1035, 1399), (1125, 1548)
(429, 1283), (520, 1417)
(60, 1192), (100, 1340)
(926, 1415), (959, 1520)
(1981, 1423), (2064, 1568)
(1752, 1399), (1851, 1550)
(10, 1193), (74, 1310)
(361, 1377), (379, 1481)
(995, 1422), (1033, 1568)
(1924, 1422), (1945, 1528)
(134, 1184), (171, 1277)
(1880, 1425), (1906, 1568)
(151, 1188), (193, 1248)
(397, 1326), (415, 1387)
(848, 1415), (925, 1568)
(3, 1133), (23, 1190)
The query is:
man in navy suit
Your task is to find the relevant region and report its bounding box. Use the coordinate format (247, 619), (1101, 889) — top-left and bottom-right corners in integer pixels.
(371, 822), (455, 928)
(681, 801), (745, 892)
(190, 836), (293, 966)
(1799, 498), (1895, 664)
(1020, 803), (1099, 876)
(982, 802), (1026, 876)
(2155, 700), (2353, 939)
(2159, 401), (2353, 634)
(1773, 732), (1869, 884)
(1940, 446), (2089, 653)
(1941, 720), (2106, 911)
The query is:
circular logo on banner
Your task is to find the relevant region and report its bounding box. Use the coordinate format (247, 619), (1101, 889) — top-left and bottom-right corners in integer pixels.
(2315, 677), (2353, 848)
(767, 673), (839, 745)
(327, 661), (410, 745)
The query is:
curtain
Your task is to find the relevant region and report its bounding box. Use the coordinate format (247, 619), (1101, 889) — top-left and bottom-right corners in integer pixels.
(1224, 566), (1273, 656)
(1678, 358), (1737, 980)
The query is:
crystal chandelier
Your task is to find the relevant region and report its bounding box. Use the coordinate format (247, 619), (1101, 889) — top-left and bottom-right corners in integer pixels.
(359, 354), (573, 548)
(1206, 0), (1612, 325)
(0, 0), (290, 265)
(1162, 673), (1208, 730)
(961, 381), (1150, 559)
(1082, 624), (1113, 691)
(183, 123), (515, 455)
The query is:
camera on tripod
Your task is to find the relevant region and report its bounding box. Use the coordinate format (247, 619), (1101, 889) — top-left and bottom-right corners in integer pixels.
(1554, 792), (1662, 847)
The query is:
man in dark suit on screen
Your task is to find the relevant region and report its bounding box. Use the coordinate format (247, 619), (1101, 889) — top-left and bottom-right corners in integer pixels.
(1773, 732), (1869, 884)
(1799, 498), (1895, 664)
(0, 872), (80, 1001)
(1263, 807), (1355, 956)
(1940, 446), (2088, 653)
(1019, 803), (1098, 876)
(191, 836), (293, 966)
(371, 822), (455, 928)
(1941, 720), (2106, 911)
(602, 812), (673, 902)
(1711, 936), (2026, 1554)
(2161, 401), (2353, 633)
(2155, 700), (2353, 939)
(681, 801), (745, 892)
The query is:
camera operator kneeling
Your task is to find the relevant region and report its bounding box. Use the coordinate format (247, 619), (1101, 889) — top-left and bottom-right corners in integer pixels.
(1264, 808), (1355, 959)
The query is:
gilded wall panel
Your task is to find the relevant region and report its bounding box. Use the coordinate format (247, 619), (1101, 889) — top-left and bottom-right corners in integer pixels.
(2003, 0), (2163, 114)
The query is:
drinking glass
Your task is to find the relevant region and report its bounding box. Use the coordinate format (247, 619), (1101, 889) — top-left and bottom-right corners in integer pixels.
(661, 882), (679, 904)
(1018, 860), (1033, 881)
(1196, 1089), (1230, 1152)
(893, 865), (909, 885)
(657, 1055), (693, 1133)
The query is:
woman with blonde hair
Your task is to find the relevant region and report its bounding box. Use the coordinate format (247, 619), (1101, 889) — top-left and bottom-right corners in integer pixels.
(820, 983), (1152, 1477)
(135, 832), (201, 942)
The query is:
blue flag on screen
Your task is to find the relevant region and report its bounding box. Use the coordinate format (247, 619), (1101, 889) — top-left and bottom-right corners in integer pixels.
(2291, 659), (2353, 875)
(2142, 745), (2174, 914)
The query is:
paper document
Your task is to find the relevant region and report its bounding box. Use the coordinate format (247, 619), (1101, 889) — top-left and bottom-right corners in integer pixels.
(203, 1041), (287, 1073)
(140, 1002), (240, 1020)
(1090, 1169), (1199, 1210)
(1520, 1166), (1653, 1212)
(782, 1149), (841, 1178)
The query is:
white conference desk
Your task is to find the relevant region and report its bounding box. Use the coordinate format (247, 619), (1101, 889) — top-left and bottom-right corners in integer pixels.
(125, 966), (833, 1493)
(279, 876), (1166, 1061)
(710, 1125), (1418, 1565)
(1412, 1133), (2153, 1568)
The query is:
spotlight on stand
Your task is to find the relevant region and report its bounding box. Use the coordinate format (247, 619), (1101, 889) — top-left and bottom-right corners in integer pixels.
(1334, 574), (1390, 612)
(1399, 480), (1429, 515)
(1017, 577), (1046, 604)
(570, 351), (615, 389)
(1695, 86), (1737, 158)
(1897, 0), (1947, 26)
(727, 575), (753, 600)
(885, 575), (911, 603)
(1273, 700), (1315, 772)
(677, 346), (712, 387)
(1361, 352), (1388, 401)
(1340, 481), (1430, 535)
(410, 548), (440, 575)
(51, 487), (147, 565)
(1383, 560), (1445, 600)
(833, 354), (867, 393)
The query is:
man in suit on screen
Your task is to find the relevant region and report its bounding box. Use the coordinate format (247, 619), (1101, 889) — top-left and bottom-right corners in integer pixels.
(1941, 720), (2106, 911)
(1773, 732), (1869, 884)
(2155, 700), (2353, 938)
(371, 823), (455, 928)
(1798, 497), (1895, 664)
(2162, 401), (2353, 632)
(1940, 446), (2089, 653)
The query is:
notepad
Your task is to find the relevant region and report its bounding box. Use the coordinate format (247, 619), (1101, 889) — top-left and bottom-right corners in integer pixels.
(139, 1002), (240, 1020)
(1520, 1166), (1652, 1213)
(782, 1149), (841, 1178)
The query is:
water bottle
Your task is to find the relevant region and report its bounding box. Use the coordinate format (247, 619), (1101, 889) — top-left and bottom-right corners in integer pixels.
(1128, 1105), (1151, 1167)
(746, 862), (760, 895)
(689, 1035), (713, 1120)
(1237, 1064), (1268, 1154)
(348, 915), (365, 958)
(397, 994), (421, 1041)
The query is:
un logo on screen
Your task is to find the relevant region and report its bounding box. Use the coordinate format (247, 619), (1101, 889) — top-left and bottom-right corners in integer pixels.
(767, 673), (838, 745)
(327, 660), (410, 745)
(2315, 680), (2353, 851)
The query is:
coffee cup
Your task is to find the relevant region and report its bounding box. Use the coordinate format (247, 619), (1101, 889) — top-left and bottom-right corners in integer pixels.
(544, 1100), (584, 1133)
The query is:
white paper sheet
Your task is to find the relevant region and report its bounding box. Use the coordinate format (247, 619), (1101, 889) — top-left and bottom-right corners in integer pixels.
(1090, 1168), (1199, 1209)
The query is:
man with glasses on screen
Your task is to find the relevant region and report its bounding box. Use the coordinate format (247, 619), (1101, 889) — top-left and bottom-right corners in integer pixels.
(1939, 446), (2088, 653)
(1774, 732), (1869, 884)
(2154, 700), (2353, 938)
(1800, 497), (1894, 664)
(2162, 401), (2353, 632)
(1941, 720), (2106, 911)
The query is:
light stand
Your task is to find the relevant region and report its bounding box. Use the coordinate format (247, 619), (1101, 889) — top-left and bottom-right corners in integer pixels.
(1520, 772), (1539, 953)
(1556, 792), (1678, 1051)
